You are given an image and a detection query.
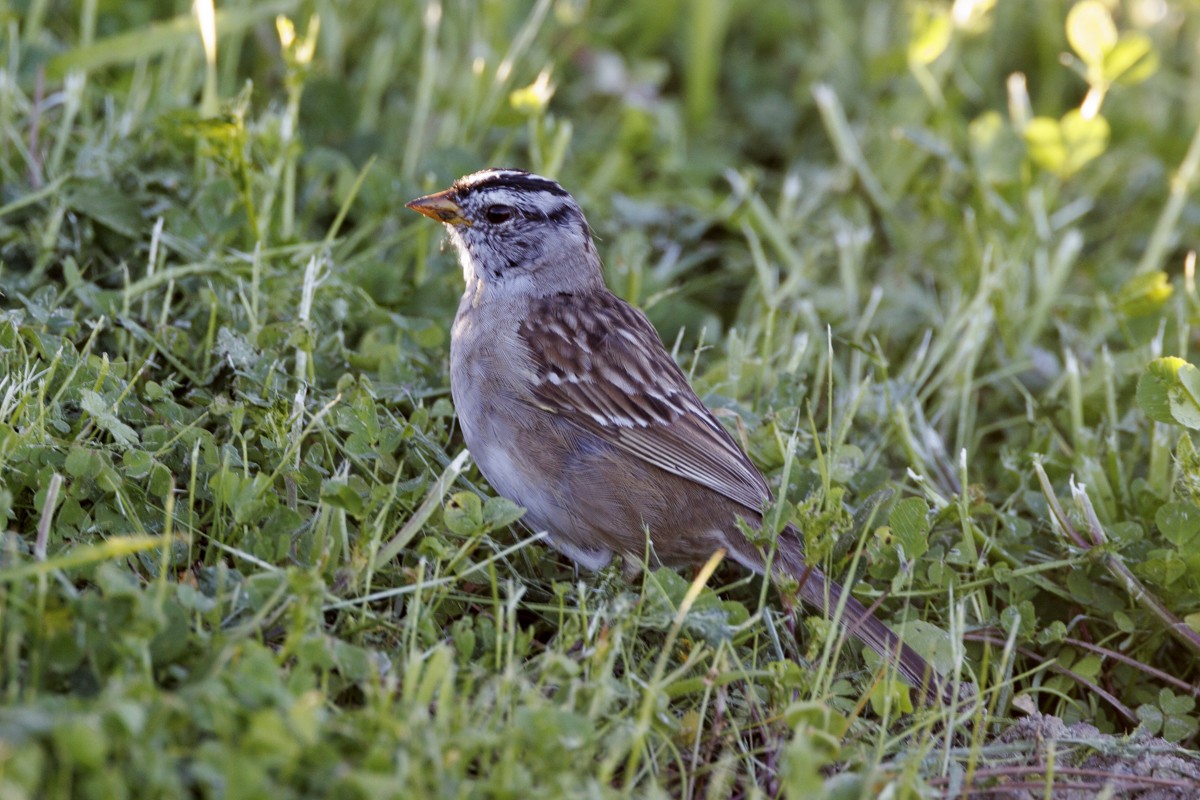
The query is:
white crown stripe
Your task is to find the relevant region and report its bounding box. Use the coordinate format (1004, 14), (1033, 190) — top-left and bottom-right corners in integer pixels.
(455, 168), (530, 188)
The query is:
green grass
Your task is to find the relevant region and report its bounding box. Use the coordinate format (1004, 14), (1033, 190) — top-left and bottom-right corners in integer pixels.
(3, 0), (1200, 796)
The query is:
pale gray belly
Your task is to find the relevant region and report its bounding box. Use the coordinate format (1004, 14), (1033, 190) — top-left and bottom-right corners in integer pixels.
(450, 323), (614, 570)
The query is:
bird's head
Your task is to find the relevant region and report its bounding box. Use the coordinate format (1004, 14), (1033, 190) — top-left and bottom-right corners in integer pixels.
(406, 168), (602, 296)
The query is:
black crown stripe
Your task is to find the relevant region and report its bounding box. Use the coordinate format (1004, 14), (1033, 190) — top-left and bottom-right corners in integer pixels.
(454, 169), (569, 198)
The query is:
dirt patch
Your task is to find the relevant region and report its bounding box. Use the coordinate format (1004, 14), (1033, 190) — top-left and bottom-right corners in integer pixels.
(967, 712), (1200, 799)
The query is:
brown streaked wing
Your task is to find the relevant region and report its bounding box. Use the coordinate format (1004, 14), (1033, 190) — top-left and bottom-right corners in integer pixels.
(519, 290), (772, 513)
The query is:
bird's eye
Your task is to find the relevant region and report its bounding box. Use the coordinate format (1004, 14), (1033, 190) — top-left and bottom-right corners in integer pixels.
(485, 204), (514, 224)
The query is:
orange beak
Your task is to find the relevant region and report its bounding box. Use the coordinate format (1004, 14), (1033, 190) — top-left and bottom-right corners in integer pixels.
(405, 189), (473, 226)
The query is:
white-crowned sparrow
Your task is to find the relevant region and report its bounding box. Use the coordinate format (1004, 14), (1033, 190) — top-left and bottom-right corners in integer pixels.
(407, 168), (947, 703)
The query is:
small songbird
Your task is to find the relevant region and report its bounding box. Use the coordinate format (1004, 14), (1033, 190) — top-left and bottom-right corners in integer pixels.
(407, 168), (948, 703)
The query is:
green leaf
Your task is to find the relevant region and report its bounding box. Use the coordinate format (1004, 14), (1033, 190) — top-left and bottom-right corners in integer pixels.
(1136, 551), (1187, 587)
(681, 606), (734, 646)
(450, 618), (477, 663)
(1163, 715), (1199, 743)
(209, 471), (273, 525)
(1066, 0), (1117, 70)
(320, 478), (365, 518)
(888, 497), (930, 559)
(1175, 364), (1200, 428)
(782, 699), (847, 738)
(780, 734), (837, 797)
(1036, 620), (1068, 645)
(148, 462), (174, 498)
(1117, 271), (1172, 318)
(827, 444), (864, 484)
(122, 450), (154, 479)
(509, 71), (556, 116)
(512, 706), (591, 755)
(1024, 111), (1109, 178)
(65, 447), (103, 479)
(1024, 119), (1067, 173)
(1159, 688), (1196, 715)
(66, 179), (145, 239)
(1138, 357), (1200, 429)
(215, 327), (257, 369)
(908, 5), (953, 66)
(413, 646), (454, 707)
(644, 568), (692, 613)
(1137, 703), (1165, 735)
(969, 111), (1023, 185)
(79, 390), (140, 448)
(175, 583), (217, 613)
(1139, 358), (1181, 424)
(443, 491), (484, 536)
(52, 716), (108, 768)
(1104, 33), (1158, 85)
(482, 496), (525, 529)
(1058, 110), (1110, 174)
(1157, 690), (1199, 742)
(330, 638), (384, 682)
(1155, 502), (1200, 548)
(868, 673), (915, 715)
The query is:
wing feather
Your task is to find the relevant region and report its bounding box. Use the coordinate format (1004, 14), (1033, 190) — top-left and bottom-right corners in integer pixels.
(519, 290), (772, 513)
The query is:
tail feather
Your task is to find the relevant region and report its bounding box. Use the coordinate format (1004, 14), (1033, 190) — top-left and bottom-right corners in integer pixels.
(775, 533), (952, 706)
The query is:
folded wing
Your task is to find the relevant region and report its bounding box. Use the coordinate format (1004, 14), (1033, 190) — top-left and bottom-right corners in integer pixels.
(519, 289), (773, 515)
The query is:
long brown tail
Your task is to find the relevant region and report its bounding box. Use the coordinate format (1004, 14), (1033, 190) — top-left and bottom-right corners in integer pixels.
(774, 531), (951, 706)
